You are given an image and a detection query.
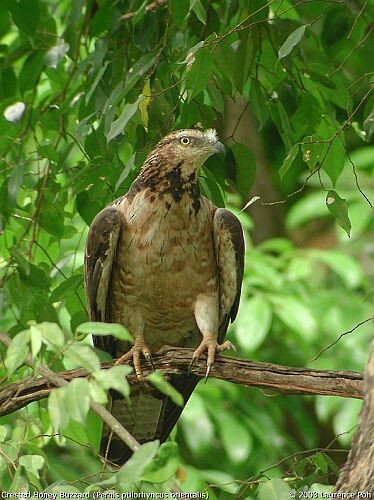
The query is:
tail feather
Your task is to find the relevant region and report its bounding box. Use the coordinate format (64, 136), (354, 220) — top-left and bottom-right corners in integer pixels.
(100, 373), (200, 465)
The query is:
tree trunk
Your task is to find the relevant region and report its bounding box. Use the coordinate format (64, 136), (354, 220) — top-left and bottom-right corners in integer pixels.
(334, 340), (374, 492)
(223, 95), (286, 244)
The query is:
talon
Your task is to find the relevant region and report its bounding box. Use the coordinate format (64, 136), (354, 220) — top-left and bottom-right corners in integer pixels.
(192, 337), (236, 381)
(204, 362), (212, 383)
(217, 340), (236, 353)
(188, 356), (197, 374)
(115, 351), (133, 365)
(114, 341), (153, 380)
(145, 353), (155, 372)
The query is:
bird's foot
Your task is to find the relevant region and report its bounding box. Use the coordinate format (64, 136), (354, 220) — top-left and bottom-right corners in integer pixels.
(115, 343), (154, 380)
(188, 338), (236, 381)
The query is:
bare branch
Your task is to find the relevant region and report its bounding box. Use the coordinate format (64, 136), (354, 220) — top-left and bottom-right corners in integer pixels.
(120, 0), (166, 22)
(0, 346), (364, 418)
(310, 317), (373, 362)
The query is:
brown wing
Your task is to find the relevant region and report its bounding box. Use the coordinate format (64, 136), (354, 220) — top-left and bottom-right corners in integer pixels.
(84, 204), (122, 355)
(213, 208), (245, 342)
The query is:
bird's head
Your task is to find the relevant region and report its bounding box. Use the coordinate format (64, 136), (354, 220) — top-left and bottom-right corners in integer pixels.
(148, 128), (225, 173)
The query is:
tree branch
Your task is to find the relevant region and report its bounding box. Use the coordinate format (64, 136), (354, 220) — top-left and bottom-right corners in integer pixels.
(0, 346), (363, 417)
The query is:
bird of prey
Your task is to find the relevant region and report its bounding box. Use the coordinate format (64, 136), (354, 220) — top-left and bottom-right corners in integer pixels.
(84, 128), (245, 464)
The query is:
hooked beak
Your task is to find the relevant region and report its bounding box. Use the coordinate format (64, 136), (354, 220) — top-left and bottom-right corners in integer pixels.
(214, 140), (225, 154)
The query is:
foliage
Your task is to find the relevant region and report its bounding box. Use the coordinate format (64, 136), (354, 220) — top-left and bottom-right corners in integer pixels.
(0, 0), (373, 497)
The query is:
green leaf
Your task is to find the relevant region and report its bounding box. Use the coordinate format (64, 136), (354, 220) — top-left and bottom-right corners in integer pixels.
(249, 79), (269, 131)
(363, 106), (374, 141)
(93, 365), (132, 398)
(186, 47), (213, 101)
(64, 343), (101, 372)
(286, 192), (327, 229)
(139, 79), (151, 132)
(19, 52), (44, 95)
(39, 203), (64, 238)
(200, 470), (239, 494)
(125, 52), (157, 93)
(292, 94), (321, 136)
(74, 113), (95, 142)
(0, 426), (8, 443)
(257, 478), (292, 499)
(309, 483), (334, 494)
(270, 294), (317, 340)
(270, 100), (294, 150)
(36, 322), (66, 349)
(168, 0), (189, 28)
(213, 36), (235, 87)
(235, 35), (255, 93)
(279, 144), (299, 179)
(301, 135), (326, 170)
(88, 380), (108, 405)
(76, 322), (133, 342)
(106, 98), (140, 143)
(218, 410), (252, 463)
(311, 250), (364, 288)
(51, 275), (83, 303)
(140, 442), (179, 483)
(235, 295), (272, 351)
(322, 137), (345, 186)
(115, 154), (136, 192)
(48, 387), (69, 430)
(190, 0), (206, 24)
(230, 143), (256, 197)
(116, 441), (160, 485)
(5, 330), (30, 376)
(8, 163), (23, 203)
(85, 61), (109, 105)
(10, 246), (30, 275)
(278, 25), (306, 59)
(30, 324), (42, 358)
(19, 455), (45, 478)
(207, 84), (224, 113)
(5, 0), (40, 35)
(147, 372), (184, 407)
(8, 475), (29, 494)
(326, 190), (351, 237)
(43, 484), (82, 494)
(64, 379), (91, 424)
(39, 144), (59, 163)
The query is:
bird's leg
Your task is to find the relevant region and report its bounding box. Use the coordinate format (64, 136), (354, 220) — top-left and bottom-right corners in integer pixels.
(191, 296), (235, 380)
(115, 333), (154, 380)
(189, 333), (235, 380)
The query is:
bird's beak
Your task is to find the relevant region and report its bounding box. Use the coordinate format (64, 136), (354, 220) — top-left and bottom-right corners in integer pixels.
(214, 141), (225, 154)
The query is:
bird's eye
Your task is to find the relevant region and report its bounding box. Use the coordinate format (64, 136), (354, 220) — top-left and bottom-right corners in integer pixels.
(180, 137), (190, 145)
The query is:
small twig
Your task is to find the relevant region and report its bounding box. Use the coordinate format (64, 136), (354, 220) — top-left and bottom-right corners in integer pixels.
(310, 317), (373, 362)
(347, 152), (373, 208)
(348, 0), (368, 39)
(120, 0), (166, 22)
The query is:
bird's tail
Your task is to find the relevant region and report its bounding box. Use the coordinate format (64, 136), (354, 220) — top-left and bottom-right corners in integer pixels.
(100, 373), (199, 465)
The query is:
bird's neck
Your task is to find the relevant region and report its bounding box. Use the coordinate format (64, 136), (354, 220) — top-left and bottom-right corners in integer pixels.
(128, 161), (201, 215)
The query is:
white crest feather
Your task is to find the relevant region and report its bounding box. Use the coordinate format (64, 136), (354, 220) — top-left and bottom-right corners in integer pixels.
(204, 128), (218, 143)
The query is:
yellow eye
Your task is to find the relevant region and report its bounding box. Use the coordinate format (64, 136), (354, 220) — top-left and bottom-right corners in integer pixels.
(180, 136), (190, 145)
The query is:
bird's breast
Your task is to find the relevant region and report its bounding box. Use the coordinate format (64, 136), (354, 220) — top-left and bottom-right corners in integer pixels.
(110, 191), (218, 342)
